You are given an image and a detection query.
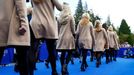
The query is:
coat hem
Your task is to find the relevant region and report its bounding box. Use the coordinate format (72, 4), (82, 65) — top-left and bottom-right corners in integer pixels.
(36, 36), (59, 40)
(7, 42), (30, 46)
(0, 43), (7, 47)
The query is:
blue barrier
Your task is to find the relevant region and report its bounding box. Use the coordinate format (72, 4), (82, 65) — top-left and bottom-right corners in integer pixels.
(1, 46), (134, 65)
(38, 42), (48, 61)
(1, 48), (14, 65)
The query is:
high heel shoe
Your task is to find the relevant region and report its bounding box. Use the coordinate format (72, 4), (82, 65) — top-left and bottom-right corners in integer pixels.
(80, 64), (85, 71)
(62, 64), (69, 75)
(84, 61), (88, 69)
(52, 71), (59, 75)
(96, 62), (100, 68)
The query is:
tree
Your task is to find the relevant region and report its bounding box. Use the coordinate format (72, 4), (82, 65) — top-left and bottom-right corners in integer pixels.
(119, 33), (129, 44)
(88, 10), (101, 25)
(103, 16), (113, 30)
(118, 19), (132, 44)
(74, 0), (101, 26)
(83, 1), (88, 12)
(119, 19), (131, 35)
(106, 16), (112, 26)
(74, 0), (84, 26)
(111, 24), (117, 31)
(127, 34), (134, 46)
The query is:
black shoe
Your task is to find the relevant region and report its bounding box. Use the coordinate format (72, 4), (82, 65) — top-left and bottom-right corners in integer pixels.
(106, 60), (109, 64)
(62, 71), (69, 75)
(14, 65), (19, 72)
(99, 61), (101, 65)
(113, 58), (116, 61)
(79, 60), (82, 63)
(110, 58), (112, 62)
(62, 64), (69, 75)
(52, 71), (59, 75)
(84, 62), (88, 69)
(45, 63), (49, 69)
(80, 64), (85, 71)
(34, 67), (37, 70)
(71, 60), (74, 65)
(96, 62), (100, 68)
(90, 58), (93, 62)
(106, 58), (110, 64)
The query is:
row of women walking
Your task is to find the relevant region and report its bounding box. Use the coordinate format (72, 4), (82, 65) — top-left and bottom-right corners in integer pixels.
(0, 0), (119, 75)
(54, 2), (119, 75)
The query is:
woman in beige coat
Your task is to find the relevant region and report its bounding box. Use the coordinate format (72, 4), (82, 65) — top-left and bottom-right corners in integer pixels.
(0, 0), (30, 75)
(30, 0), (62, 75)
(76, 13), (95, 71)
(94, 20), (108, 68)
(102, 23), (110, 64)
(107, 25), (119, 61)
(56, 3), (75, 75)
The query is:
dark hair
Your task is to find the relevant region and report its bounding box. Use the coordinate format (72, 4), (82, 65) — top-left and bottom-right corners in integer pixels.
(102, 23), (108, 30)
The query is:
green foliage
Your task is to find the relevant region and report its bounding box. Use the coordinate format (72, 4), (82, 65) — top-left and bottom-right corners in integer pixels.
(119, 33), (129, 44)
(88, 10), (101, 25)
(127, 34), (134, 46)
(74, 0), (101, 27)
(74, 0), (83, 25)
(118, 19), (133, 45)
(119, 19), (131, 35)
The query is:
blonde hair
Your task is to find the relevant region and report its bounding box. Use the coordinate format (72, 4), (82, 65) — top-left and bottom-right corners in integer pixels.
(33, 0), (44, 4)
(59, 2), (71, 25)
(108, 25), (113, 31)
(60, 2), (71, 17)
(94, 20), (102, 31)
(80, 13), (90, 25)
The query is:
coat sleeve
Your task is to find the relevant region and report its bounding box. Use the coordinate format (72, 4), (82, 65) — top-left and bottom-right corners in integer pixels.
(107, 31), (110, 48)
(70, 16), (75, 35)
(103, 29), (109, 49)
(57, 18), (61, 34)
(90, 23), (95, 49)
(76, 23), (80, 37)
(14, 0), (28, 27)
(113, 31), (119, 49)
(52, 0), (62, 11)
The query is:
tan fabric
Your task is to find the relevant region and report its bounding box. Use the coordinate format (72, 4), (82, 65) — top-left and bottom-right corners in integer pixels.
(0, 0), (30, 47)
(76, 22), (95, 49)
(56, 15), (75, 50)
(30, 0), (62, 39)
(94, 28), (108, 52)
(107, 31), (119, 49)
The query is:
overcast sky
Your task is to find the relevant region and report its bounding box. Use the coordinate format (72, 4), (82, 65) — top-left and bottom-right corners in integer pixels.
(26, 0), (134, 32)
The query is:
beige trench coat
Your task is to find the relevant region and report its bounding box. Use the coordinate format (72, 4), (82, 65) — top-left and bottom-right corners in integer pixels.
(56, 15), (75, 50)
(30, 0), (62, 39)
(94, 28), (108, 52)
(0, 0), (30, 47)
(107, 31), (119, 49)
(76, 22), (95, 49)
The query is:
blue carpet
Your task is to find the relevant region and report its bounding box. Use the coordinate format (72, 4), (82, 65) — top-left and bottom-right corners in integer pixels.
(0, 57), (134, 75)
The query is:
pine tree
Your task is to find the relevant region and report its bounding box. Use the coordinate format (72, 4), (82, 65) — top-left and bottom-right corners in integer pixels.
(127, 34), (134, 46)
(119, 19), (131, 34)
(74, 0), (84, 26)
(106, 16), (112, 26)
(89, 10), (101, 25)
(83, 1), (88, 12)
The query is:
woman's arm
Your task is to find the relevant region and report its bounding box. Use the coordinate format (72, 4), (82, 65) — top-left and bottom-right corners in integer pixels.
(52, 0), (62, 11)
(15, 0), (28, 35)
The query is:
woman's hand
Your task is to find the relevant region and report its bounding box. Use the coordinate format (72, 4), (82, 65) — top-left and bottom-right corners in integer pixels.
(19, 25), (26, 35)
